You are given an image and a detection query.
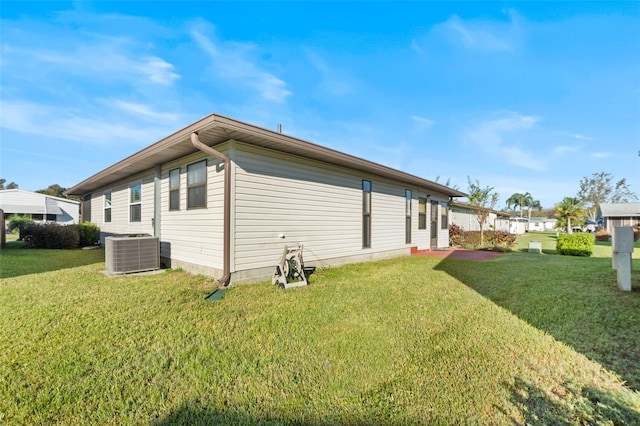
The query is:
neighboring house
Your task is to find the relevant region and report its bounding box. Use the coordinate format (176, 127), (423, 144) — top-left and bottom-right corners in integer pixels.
(528, 217), (557, 232)
(0, 189), (80, 226)
(598, 202), (640, 233)
(449, 200), (510, 233)
(509, 217), (528, 235)
(67, 113), (466, 284)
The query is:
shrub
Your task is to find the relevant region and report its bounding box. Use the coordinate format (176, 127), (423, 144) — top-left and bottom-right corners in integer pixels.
(23, 223), (79, 249)
(449, 224), (463, 246)
(484, 231), (517, 251)
(8, 215), (34, 240)
(76, 222), (100, 247)
(594, 229), (611, 242)
(449, 226), (516, 250)
(557, 232), (595, 257)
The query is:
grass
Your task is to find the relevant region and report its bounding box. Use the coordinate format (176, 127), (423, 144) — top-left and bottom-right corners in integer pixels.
(515, 230), (640, 258)
(1, 238), (639, 424)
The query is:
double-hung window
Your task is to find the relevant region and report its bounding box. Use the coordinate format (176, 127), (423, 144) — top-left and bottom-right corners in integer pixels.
(104, 191), (112, 223)
(129, 183), (142, 222)
(362, 180), (372, 248)
(169, 168), (180, 210)
(418, 198), (427, 230)
(187, 160), (207, 209)
(405, 189), (412, 244)
(441, 202), (449, 229)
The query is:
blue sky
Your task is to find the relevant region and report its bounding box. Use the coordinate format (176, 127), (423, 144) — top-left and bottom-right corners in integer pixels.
(1, 1), (639, 209)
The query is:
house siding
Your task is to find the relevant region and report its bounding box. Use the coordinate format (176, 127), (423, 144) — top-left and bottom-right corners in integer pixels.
(90, 172), (155, 239)
(159, 151), (225, 274)
(79, 137), (459, 284)
(230, 142), (450, 281)
(233, 143), (395, 270)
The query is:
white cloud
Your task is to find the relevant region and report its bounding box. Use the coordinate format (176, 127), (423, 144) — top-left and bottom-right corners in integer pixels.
(0, 100), (171, 145)
(431, 9), (523, 52)
(591, 151), (613, 159)
(411, 115), (434, 126)
(108, 100), (180, 122)
(190, 22), (291, 103)
(410, 115), (434, 133)
(303, 48), (355, 97)
(3, 40), (180, 87)
(467, 111), (546, 171)
(557, 131), (593, 141)
(552, 145), (580, 155)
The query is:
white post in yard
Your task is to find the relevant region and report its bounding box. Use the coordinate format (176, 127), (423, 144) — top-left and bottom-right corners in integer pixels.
(612, 226), (634, 291)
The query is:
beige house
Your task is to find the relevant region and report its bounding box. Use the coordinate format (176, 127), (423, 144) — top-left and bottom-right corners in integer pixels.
(449, 200), (510, 233)
(67, 114), (465, 284)
(598, 203), (640, 233)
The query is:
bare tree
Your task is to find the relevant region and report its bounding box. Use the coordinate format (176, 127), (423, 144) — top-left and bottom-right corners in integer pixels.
(578, 172), (638, 221)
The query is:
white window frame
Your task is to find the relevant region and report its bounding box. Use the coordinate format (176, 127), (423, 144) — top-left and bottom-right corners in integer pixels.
(129, 182), (142, 223)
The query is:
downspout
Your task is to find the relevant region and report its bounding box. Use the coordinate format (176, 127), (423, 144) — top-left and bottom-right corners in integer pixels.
(191, 132), (231, 287)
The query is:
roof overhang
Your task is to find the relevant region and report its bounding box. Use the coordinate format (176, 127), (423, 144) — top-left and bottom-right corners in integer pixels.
(67, 113), (467, 198)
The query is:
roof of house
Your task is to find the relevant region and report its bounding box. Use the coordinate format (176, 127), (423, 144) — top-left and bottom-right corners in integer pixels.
(0, 189), (79, 215)
(598, 202), (640, 218)
(66, 113), (467, 198)
(449, 200), (509, 217)
(529, 217), (557, 223)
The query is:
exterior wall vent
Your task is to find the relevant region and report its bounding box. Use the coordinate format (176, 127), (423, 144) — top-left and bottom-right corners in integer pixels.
(105, 235), (160, 274)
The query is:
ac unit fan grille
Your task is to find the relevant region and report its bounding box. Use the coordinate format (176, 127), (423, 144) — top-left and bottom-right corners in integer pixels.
(105, 236), (160, 274)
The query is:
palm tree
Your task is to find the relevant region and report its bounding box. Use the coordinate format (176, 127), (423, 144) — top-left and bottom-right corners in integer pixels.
(506, 192), (534, 218)
(526, 199), (542, 222)
(554, 197), (584, 234)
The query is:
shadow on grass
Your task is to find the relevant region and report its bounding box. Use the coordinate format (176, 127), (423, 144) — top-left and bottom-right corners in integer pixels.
(0, 241), (105, 279)
(501, 378), (640, 425)
(151, 401), (388, 426)
(434, 255), (640, 392)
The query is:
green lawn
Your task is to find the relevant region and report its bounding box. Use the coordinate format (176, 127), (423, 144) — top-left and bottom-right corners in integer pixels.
(1, 238), (639, 424)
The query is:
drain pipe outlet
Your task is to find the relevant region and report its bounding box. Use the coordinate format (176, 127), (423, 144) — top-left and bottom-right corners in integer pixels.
(191, 132), (231, 286)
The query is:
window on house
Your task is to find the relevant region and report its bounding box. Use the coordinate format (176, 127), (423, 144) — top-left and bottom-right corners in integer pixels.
(187, 160), (207, 209)
(32, 214), (44, 221)
(46, 214), (57, 222)
(169, 168), (180, 211)
(104, 191), (112, 223)
(405, 189), (412, 244)
(441, 202), (449, 229)
(418, 198), (427, 230)
(129, 183), (142, 222)
(363, 180), (372, 248)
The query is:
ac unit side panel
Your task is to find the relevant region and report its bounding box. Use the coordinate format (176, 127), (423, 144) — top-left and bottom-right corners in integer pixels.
(105, 236), (160, 274)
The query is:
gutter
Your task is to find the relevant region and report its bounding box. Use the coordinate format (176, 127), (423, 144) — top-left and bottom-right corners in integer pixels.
(191, 132), (231, 287)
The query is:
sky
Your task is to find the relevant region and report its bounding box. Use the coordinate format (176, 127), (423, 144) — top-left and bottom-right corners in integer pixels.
(1, 1), (639, 209)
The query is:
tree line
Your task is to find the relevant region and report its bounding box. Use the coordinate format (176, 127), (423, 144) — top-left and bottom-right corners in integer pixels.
(0, 180), (71, 198)
(464, 171), (637, 238)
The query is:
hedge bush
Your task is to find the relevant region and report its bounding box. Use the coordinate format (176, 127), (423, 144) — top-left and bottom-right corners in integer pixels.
(77, 222), (100, 247)
(449, 224), (516, 250)
(23, 223), (80, 249)
(8, 215), (34, 240)
(556, 232), (595, 257)
(594, 229), (610, 242)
